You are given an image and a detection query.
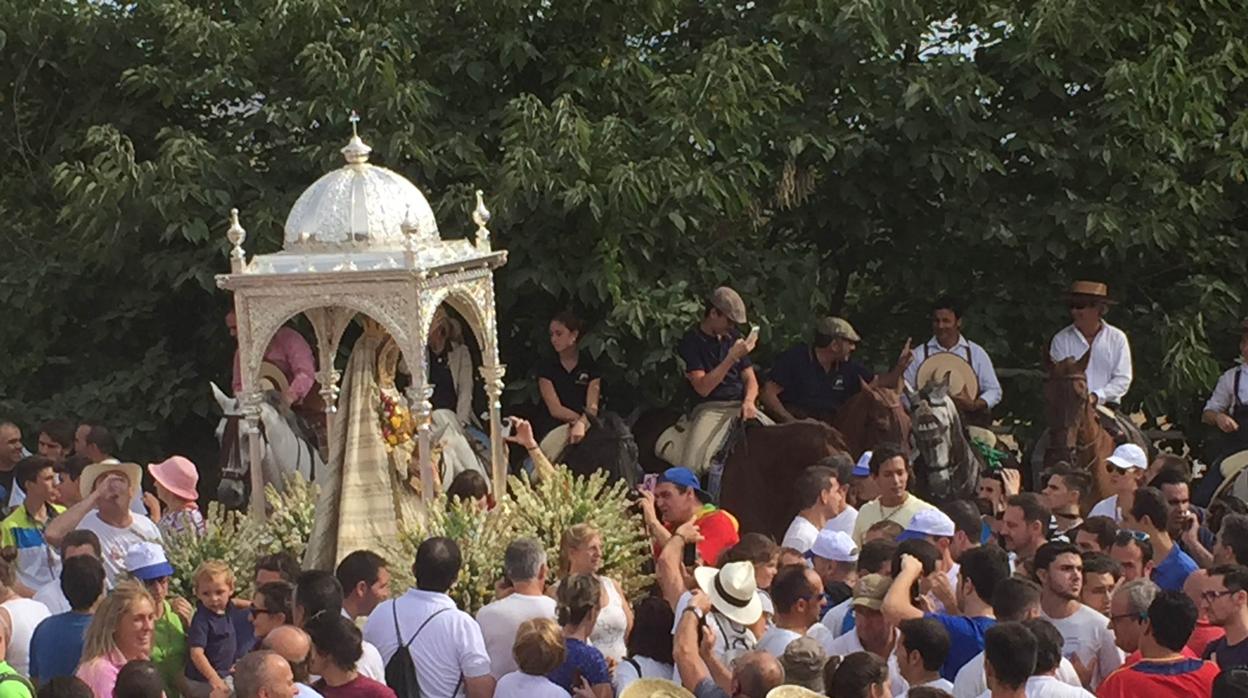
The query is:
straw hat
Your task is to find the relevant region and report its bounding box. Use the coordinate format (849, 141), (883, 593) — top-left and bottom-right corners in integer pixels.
(915, 353), (979, 400)
(1221, 449), (1248, 480)
(765, 686), (824, 698)
(79, 459), (143, 498)
(1066, 280), (1116, 303)
(258, 362), (290, 394)
(620, 680), (695, 698)
(694, 561), (764, 626)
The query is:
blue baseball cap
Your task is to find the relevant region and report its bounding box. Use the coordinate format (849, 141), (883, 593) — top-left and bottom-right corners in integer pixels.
(658, 467), (708, 497)
(852, 451), (873, 478)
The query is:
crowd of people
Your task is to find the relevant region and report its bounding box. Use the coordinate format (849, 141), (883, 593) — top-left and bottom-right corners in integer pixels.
(0, 279), (1246, 698)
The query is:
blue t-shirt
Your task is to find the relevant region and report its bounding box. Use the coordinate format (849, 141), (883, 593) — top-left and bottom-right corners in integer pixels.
(29, 611), (92, 683)
(186, 603), (237, 681)
(1152, 544), (1199, 592)
(547, 638), (610, 692)
(677, 328), (751, 403)
(926, 613), (996, 681)
(768, 345), (874, 414)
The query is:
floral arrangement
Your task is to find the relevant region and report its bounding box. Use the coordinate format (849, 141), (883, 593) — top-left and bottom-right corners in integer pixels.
(393, 464), (652, 614)
(380, 391), (414, 449)
(161, 472), (319, 600)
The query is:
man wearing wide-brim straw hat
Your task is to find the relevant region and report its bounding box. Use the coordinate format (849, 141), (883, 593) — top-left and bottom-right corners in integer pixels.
(1048, 280), (1133, 407)
(1197, 318), (1248, 500)
(902, 296), (1003, 429)
(660, 287), (774, 477)
(44, 459), (162, 584)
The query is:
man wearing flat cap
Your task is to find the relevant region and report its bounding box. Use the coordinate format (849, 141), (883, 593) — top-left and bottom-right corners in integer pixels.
(666, 287), (772, 476)
(1048, 281), (1133, 406)
(762, 317), (913, 424)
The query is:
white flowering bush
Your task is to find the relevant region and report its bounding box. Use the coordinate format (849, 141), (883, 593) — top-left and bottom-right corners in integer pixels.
(162, 472), (318, 600)
(393, 494), (529, 614)
(162, 501), (265, 599)
(508, 466), (653, 600)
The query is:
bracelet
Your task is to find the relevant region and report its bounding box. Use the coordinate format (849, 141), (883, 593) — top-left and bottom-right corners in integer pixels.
(682, 607), (703, 619)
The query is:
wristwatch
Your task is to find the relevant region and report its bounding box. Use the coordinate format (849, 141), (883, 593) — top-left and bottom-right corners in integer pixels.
(682, 606), (704, 620)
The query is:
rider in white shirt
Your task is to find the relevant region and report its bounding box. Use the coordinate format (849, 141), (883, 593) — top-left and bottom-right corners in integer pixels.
(903, 297), (1003, 425)
(1048, 281), (1132, 406)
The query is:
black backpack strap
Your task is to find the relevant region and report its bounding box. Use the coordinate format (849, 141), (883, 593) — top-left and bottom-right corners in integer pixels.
(396, 604), (452, 649)
(625, 657), (642, 677)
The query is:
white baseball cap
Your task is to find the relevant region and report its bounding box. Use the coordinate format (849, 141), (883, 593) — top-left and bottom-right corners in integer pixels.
(808, 530), (859, 563)
(898, 508), (956, 541)
(852, 451), (873, 478)
(1107, 444), (1148, 471)
(124, 541), (174, 581)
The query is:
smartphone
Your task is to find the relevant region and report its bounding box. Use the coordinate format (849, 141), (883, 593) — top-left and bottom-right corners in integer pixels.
(683, 540), (698, 567)
(747, 324), (760, 344)
(500, 417), (516, 439)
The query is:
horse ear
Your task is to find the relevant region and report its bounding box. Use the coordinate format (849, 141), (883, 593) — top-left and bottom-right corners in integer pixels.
(210, 382), (234, 412)
(1075, 349), (1092, 372)
(932, 371), (951, 399)
(903, 383), (921, 406)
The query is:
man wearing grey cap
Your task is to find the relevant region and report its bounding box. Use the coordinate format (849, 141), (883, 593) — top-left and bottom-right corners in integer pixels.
(762, 317), (912, 424)
(665, 286), (771, 475)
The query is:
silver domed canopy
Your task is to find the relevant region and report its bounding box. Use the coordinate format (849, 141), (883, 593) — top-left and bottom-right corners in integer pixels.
(283, 129), (440, 251)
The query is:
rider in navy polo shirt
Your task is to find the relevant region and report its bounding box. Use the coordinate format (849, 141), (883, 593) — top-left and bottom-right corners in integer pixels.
(761, 317), (876, 423)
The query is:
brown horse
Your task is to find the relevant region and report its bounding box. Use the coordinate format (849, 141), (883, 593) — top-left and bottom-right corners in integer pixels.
(1040, 352), (1148, 505)
(717, 420), (849, 540)
(832, 379), (912, 459)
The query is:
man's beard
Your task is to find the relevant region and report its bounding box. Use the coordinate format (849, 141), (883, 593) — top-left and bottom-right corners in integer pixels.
(1050, 584), (1080, 601)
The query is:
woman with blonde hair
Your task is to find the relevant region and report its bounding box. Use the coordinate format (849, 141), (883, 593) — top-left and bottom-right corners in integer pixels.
(547, 575), (611, 698)
(494, 618), (567, 698)
(552, 523), (632, 662)
(76, 581), (157, 698)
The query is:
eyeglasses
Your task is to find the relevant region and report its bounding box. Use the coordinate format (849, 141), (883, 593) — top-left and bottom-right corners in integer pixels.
(249, 607), (275, 617)
(1109, 612), (1146, 623)
(1201, 590), (1235, 603)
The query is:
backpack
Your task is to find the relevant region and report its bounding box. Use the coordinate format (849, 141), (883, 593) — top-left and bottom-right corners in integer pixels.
(385, 603), (455, 698)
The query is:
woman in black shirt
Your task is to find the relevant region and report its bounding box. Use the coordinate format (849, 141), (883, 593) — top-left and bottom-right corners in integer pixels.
(536, 311), (601, 456)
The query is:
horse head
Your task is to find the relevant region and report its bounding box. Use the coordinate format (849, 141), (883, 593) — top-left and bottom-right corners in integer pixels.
(210, 382), (248, 510)
(1043, 351), (1093, 464)
(859, 378), (911, 457)
(910, 372), (961, 500)
(562, 412), (643, 487)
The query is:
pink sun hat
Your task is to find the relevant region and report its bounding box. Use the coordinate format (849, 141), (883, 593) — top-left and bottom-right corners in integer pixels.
(148, 455), (200, 501)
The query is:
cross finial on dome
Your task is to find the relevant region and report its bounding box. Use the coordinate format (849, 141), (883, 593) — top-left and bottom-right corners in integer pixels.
(341, 110), (372, 165)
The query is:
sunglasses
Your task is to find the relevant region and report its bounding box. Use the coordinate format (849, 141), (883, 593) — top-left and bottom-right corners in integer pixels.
(1115, 530), (1150, 545)
(1106, 463), (1137, 475)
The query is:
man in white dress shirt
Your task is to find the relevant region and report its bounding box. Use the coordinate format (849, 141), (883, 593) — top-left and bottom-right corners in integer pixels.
(1199, 319), (1248, 499)
(904, 297), (1003, 426)
(1048, 281), (1132, 406)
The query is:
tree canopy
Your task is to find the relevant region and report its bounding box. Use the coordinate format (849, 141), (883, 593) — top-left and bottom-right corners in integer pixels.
(2, 0), (1245, 463)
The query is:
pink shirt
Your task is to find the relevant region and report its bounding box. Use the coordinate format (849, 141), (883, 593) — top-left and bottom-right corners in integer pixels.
(232, 326), (317, 402)
(76, 649), (127, 698)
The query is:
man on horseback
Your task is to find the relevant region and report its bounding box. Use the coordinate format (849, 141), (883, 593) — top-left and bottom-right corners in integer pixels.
(762, 317), (913, 424)
(661, 286), (771, 476)
(1200, 318), (1248, 477)
(903, 297), (1002, 428)
(227, 310), (319, 410)
(1048, 281), (1132, 407)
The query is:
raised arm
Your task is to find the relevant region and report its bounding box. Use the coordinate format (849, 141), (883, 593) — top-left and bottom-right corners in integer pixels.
(881, 554), (926, 624)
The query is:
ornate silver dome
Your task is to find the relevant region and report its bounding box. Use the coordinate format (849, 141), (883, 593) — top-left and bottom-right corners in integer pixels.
(282, 129), (439, 251)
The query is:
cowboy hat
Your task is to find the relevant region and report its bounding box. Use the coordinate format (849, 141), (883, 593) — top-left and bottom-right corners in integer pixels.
(621, 680), (695, 698)
(694, 561), (764, 626)
(1065, 280), (1117, 303)
(1221, 449), (1248, 480)
(915, 353), (979, 400)
(79, 459), (143, 498)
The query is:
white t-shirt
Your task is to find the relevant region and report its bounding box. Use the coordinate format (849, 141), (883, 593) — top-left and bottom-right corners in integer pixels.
(952, 651), (1082, 698)
(1022, 675), (1095, 698)
(476, 593), (558, 677)
(755, 627), (804, 657)
(3, 597), (50, 675)
(79, 511), (162, 583)
(825, 507), (858, 537)
(1041, 604), (1123, 689)
(1088, 495), (1120, 522)
(821, 599), (853, 637)
(781, 517), (819, 553)
(898, 677), (954, 697)
(494, 671), (568, 698)
(33, 580), (70, 615)
(819, 628), (907, 697)
(358, 641), (385, 681)
(614, 656), (674, 695)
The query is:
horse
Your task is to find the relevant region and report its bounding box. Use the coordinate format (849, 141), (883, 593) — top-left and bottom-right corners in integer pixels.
(211, 382), (323, 510)
(717, 420), (849, 541)
(1036, 352), (1149, 505)
(556, 412), (644, 487)
(905, 372), (982, 504)
(831, 379), (912, 458)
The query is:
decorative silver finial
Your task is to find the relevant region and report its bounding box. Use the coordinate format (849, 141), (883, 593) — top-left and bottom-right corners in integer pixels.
(341, 110), (372, 165)
(227, 208), (247, 271)
(473, 190), (492, 250)
(401, 204), (420, 261)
